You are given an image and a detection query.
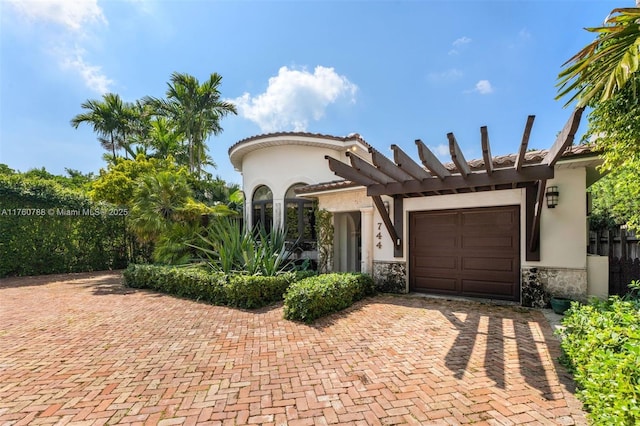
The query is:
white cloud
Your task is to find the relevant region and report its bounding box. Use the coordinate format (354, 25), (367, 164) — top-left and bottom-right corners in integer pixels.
(58, 47), (113, 94)
(6, 0), (105, 33)
(473, 80), (494, 95)
(427, 68), (463, 82)
(6, 0), (112, 93)
(519, 28), (532, 41)
(452, 36), (472, 47)
(233, 66), (358, 133)
(429, 144), (450, 159)
(449, 36), (471, 55)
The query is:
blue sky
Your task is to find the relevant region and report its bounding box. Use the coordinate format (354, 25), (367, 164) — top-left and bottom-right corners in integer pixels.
(0, 0), (617, 185)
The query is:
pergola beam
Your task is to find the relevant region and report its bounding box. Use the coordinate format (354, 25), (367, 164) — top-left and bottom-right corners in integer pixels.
(448, 133), (471, 178)
(480, 126), (493, 176)
(347, 152), (397, 184)
(367, 164), (554, 197)
(543, 107), (584, 167)
(528, 179), (547, 253)
(515, 115), (535, 171)
(325, 155), (377, 186)
(372, 195), (402, 251)
(415, 139), (451, 180)
(369, 148), (414, 183)
(392, 144), (432, 181)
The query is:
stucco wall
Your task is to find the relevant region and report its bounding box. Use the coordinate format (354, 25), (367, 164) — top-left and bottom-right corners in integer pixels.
(536, 167), (587, 269)
(241, 144), (349, 225)
(587, 255), (609, 299)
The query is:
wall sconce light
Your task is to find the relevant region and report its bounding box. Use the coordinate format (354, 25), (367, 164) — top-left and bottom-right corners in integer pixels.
(546, 186), (559, 208)
(383, 201), (390, 213)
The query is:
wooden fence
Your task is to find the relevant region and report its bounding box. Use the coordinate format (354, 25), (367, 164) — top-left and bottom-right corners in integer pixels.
(589, 228), (640, 296)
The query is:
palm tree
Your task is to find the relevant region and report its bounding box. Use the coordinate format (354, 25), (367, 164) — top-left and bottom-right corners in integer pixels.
(144, 72), (237, 175)
(71, 93), (140, 160)
(557, 6), (640, 107)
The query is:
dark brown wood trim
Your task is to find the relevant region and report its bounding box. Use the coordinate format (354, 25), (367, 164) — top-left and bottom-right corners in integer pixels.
(515, 115), (535, 171)
(392, 144), (432, 181)
(528, 179), (547, 254)
(325, 155), (378, 186)
(347, 152), (396, 184)
(371, 195), (402, 252)
(447, 132), (471, 178)
(367, 165), (554, 197)
(415, 139), (451, 180)
(393, 196), (403, 257)
(480, 126), (493, 176)
(369, 148), (414, 183)
(543, 107), (584, 167)
(525, 183), (541, 261)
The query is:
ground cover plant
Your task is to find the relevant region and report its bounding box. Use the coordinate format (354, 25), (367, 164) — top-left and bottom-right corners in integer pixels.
(283, 273), (376, 323)
(559, 282), (640, 425)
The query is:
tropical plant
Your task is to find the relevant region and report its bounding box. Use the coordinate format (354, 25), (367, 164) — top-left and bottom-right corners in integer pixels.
(144, 72), (237, 175)
(191, 218), (294, 276)
(558, 5), (640, 233)
(71, 93), (138, 160)
(557, 7), (640, 107)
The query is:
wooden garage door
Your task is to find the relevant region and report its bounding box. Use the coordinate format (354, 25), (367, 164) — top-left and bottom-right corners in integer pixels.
(409, 206), (520, 301)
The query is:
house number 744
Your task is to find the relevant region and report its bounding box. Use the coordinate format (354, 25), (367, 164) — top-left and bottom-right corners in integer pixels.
(376, 223), (382, 249)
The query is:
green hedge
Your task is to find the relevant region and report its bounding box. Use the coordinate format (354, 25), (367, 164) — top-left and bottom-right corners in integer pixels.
(560, 296), (640, 424)
(283, 273), (375, 323)
(123, 263), (303, 309)
(0, 175), (132, 277)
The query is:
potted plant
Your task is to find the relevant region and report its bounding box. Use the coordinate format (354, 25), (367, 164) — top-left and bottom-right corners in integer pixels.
(550, 296), (573, 315)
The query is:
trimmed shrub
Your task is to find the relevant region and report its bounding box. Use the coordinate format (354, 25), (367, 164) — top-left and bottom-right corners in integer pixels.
(283, 273), (375, 323)
(124, 264), (227, 304)
(225, 273), (297, 309)
(560, 295), (640, 424)
(123, 264), (301, 309)
(0, 175), (133, 277)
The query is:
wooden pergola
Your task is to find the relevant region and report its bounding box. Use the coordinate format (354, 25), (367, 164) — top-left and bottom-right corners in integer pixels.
(324, 108), (584, 261)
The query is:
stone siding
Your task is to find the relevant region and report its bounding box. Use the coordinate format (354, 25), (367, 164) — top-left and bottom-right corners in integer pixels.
(521, 266), (587, 306)
(373, 261), (407, 293)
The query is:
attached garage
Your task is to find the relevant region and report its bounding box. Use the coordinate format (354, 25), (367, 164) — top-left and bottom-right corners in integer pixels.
(409, 206), (520, 301)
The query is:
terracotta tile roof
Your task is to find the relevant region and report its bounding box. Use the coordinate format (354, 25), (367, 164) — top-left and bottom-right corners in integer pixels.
(296, 144), (599, 195)
(448, 143), (598, 172)
(228, 131), (370, 155)
(295, 180), (360, 194)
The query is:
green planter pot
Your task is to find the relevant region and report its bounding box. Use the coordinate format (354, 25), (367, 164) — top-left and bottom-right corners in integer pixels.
(550, 297), (572, 315)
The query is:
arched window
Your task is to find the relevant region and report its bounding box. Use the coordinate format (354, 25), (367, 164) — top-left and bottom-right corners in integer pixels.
(252, 185), (273, 232)
(285, 183), (316, 241)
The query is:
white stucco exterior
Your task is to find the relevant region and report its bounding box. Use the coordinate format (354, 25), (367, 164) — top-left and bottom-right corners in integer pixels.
(229, 131), (605, 302)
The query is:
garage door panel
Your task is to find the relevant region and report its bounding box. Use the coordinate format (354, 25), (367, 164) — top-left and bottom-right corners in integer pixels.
(413, 238), (458, 253)
(413, 276), (457, 292)
(415, 212), (459, 226)
(462, 236), (517, 249)
(462, 257), (515, 272)
(462, 210), (516, 226)
(410, 206), (520, 301)
(413, 255), (457, 269)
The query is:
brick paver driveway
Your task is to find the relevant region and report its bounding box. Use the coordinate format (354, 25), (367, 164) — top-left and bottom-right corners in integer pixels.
(0, 272), (586, 425)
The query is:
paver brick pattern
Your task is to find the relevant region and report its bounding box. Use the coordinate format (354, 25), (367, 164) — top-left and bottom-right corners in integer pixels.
(0, 272), (586, 425)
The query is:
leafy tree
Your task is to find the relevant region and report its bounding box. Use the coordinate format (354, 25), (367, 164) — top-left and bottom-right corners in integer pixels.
(127, 169), (236, 263)
(89, 154), (180, 206)
(558, 5), (640, 232)
(589, 164), (640, 231)
(71, 93), (138, 160)
(557, 7), (640, 107)
(145, 72), (237, 175)
(0, 164), (16, 175)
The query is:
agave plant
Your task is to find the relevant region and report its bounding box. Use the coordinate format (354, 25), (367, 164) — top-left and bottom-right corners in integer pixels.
(190, 217), (295, 276)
